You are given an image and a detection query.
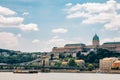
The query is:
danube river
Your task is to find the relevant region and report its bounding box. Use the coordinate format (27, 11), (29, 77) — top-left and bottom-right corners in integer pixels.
(0, 72), (120, 80)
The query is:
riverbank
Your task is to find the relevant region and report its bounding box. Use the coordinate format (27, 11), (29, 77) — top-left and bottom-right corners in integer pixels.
(0, 69), (120, 74)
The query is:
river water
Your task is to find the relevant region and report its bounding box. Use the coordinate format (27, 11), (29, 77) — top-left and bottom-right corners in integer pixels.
(0, 72), (120, 80)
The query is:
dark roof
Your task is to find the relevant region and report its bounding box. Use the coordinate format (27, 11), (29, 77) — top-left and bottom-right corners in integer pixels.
(103, 42), (120, 44)
(93, 34), (99, 41)
(65, 43), (85, 47)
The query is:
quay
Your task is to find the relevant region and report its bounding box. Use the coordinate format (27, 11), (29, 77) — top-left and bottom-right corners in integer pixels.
(0, 69), (120, 74)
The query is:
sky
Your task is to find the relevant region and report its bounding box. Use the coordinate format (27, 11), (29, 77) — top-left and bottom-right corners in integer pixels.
(0, 0), (120, 52)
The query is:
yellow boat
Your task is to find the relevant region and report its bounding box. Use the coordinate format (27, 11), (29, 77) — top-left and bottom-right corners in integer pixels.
(13, 70), (38, 73)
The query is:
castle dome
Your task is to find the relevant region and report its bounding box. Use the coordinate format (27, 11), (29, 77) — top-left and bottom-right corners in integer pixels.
(93, 34), (99, 41)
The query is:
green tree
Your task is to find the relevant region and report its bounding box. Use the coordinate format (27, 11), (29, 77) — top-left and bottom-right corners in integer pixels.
(68, 58), (77, 67)
(76, 51), (81, 59)
(87, 64), (94, 71)
(50, 54), (54, 60)
(64, 57), (69, 62)
(76, 51), (86, 60)
(54, 61), (62, 67)
(59, 54), (65, 59)
(67, 54), (72, 58)
(86, 51), (96, 63)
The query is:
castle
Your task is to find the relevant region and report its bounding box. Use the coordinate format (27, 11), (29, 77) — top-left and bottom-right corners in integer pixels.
(52, 34), (120, 58)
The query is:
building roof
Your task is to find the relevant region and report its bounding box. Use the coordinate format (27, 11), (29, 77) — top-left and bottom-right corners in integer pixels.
(75, 60), (84, 63)
(62, 62), (68, 65)
(93, 34), (99, 41)
(103, 58), (112, 61)
(114, 60), (120, 63)
(112, 60), (120, 67)
(103, 42), (120, 44)
(103, 57), (118, 61)
(65, 43), (85, 47)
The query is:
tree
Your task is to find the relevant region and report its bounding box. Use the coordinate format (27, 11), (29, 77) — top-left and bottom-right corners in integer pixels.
(87, 64), (94, 71)
(54, 61), (62, 67)
(59, 54), (65, 59)
(67, 54), (72, 58)
(86, 51), (96, 63)
(50, 54), (54, 60)
(68, 58), (77, 67)
(64, 57), (69, 62)
(76, 51), (81, 59)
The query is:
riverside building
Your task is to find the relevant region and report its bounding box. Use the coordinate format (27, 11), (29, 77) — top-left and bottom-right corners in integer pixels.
(99, 57), (120, 70)
(52, 34), (120, 58)
(99, 57), (118, 70)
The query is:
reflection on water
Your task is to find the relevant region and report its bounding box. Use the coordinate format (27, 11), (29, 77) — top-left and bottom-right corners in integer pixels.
(0, 72), (120, 80)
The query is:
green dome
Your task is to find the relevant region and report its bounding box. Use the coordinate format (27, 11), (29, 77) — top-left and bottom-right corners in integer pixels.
(93, 34), (99, 41)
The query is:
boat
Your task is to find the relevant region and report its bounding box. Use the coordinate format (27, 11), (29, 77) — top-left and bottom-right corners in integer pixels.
(13, 70), (38, 73)
(29, 70), (38, 73)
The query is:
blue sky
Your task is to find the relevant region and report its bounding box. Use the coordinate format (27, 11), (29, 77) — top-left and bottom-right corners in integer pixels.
(0, 0), (120, 52)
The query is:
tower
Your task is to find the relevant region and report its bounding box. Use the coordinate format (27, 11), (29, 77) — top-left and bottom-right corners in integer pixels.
(42, 56), (49, 67)
(41, 56), (50, 72)
(92, 34), (100, 48)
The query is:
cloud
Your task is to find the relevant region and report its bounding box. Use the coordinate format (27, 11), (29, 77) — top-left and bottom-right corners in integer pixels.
(20, 23), (39, 31)
(52, 28), (68, 33)
(48, 37), (80, 46)
(0, 15), (24, 26)
(65, 0), (120, 31)
(43, 37), (67, 51)
(0, 6), (39, 31)
(29, 36), (81, 52)
(2, 35), (83, 52)
(66, 3), (72, 6)
(31, 37), (66, 51)
(101, 37), (120, 44)
(22, 12), (29, 16)
(46, 36), (84, 51)
(32, 39), (40, 43)
(17, 34), (22, 38)
(0, 6), (16, 15)
(0, 32), (19, 48)
(48, 37), (66, 45)
(104, 15), (120, 30)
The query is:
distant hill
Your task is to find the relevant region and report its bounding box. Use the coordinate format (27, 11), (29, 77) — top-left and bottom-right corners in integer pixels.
(0, 48), (14, 52)
(0, 48), (22, 56)
(0, 49), (37, 64)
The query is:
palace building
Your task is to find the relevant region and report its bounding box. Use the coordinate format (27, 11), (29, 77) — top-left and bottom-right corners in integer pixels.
(52, 34), (120, 58)
(92, 34), (100, 48)
(101, 42), (120, 52)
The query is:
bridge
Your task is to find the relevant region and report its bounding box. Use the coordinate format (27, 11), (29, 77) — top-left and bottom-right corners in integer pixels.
(0, 56), (84, 72)
(19, 58), (42, 65)
(0, 64), (83, 72)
